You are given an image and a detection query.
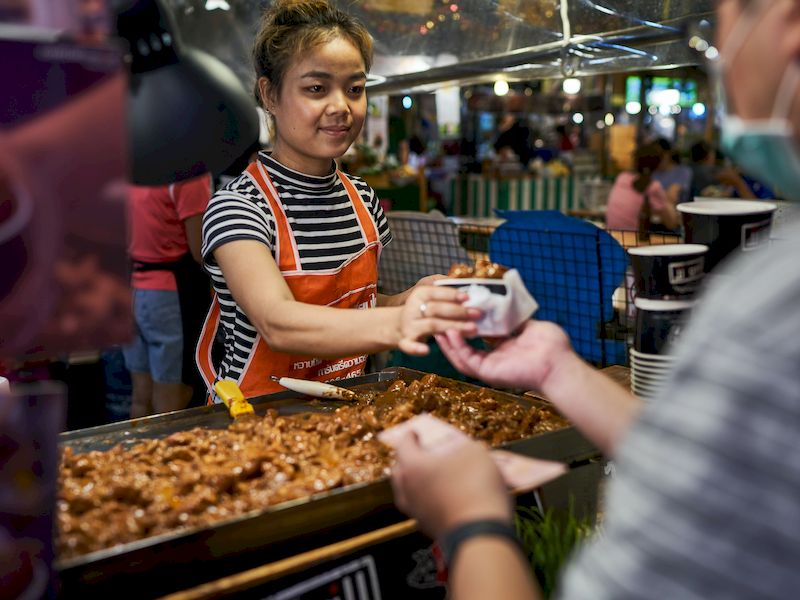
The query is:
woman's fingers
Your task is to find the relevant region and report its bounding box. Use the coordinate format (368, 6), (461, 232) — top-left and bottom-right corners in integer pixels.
(399, 337), (431, 356)
(398, 285), (482, 354)
(418, 300), (481, 321)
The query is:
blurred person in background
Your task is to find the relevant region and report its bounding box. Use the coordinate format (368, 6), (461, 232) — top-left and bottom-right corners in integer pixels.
(125, 174), (213, 417)
(689, 140), (757, 199)
(390, 1), (800, 598)
(653, 137), (693, 204)
(407, 134), (428, 170)
(494, 113), (532, 167)
(605, 141), (680, 233)
(555, 124), (575, 152)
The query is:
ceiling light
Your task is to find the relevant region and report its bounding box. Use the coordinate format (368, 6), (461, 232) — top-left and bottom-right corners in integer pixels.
(493, 79), (509, 96)
(650, 89), (680, 107)
(604, 112), (615, 126)
(625, 101), (642, 115)
(692, 102), (706, 117)
(572, 112), (584, 124)
(205, 0), (230, 10)
(562, 78), (581, 95)
(402, 95), (413, 109)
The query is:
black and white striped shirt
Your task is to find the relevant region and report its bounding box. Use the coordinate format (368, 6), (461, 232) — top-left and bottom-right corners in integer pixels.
(201, 153), (391, 383)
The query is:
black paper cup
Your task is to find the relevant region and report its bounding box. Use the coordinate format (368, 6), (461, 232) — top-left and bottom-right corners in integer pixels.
(678, 200), (776, 273)
(634, 297), (694, 355)
(628, 244), (708, 299)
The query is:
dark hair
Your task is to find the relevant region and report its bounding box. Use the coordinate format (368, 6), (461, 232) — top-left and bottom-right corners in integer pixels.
(252, 0), (373, 108)
(633, 142), (664, 194)
(408, 135), (425, 155)
(655, 138), (672, 153)
(690, 140), (713, 163)
(655, 137), (680, 164)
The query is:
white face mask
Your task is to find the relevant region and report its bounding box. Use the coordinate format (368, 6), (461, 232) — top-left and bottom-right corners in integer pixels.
(716, 1), (800, 200)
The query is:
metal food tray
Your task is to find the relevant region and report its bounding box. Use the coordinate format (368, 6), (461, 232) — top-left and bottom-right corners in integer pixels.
(56, 368), (597, 598)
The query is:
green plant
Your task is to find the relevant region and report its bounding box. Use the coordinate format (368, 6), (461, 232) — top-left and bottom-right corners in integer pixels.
(514, 503), (595, 598)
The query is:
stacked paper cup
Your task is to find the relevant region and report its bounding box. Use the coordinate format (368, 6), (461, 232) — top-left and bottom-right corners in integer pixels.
(678, 200), (777, 273)
(627, 244), (708, 399)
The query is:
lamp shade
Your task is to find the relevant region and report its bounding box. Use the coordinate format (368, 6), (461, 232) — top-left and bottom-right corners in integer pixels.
(128, 47), (259, 184)
(116, 0), (259, 184)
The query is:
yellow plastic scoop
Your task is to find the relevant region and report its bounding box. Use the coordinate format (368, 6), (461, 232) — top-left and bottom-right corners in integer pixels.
(214, 380), (255, 419)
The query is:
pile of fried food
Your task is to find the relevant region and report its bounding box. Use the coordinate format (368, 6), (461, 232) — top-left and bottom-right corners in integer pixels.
(57, 374), (566, 559)
(448, 259), (508, 279)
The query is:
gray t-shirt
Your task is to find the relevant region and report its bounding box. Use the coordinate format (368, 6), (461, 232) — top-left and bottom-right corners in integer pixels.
(558, 218), (800, 599)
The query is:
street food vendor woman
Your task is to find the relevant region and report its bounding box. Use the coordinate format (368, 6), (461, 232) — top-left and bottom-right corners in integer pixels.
(196, 0), (478, 401)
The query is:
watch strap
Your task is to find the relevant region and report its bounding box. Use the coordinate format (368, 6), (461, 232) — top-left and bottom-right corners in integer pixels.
(438, 519), (523, 568)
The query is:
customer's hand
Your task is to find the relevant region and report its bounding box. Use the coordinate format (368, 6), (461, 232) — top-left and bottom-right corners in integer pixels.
(390, 430), (511, 539)
(397, 286), (480, 355)
(436, 320), (573, 392)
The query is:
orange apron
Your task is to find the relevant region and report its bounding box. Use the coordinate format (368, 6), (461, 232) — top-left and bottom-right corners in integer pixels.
(196, 160), (381, 401)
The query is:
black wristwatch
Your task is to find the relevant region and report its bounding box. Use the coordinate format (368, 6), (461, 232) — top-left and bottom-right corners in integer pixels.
(438, 519), (524, 568)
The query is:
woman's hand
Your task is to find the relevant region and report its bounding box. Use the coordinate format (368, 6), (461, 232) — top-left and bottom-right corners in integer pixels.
(390, 430), (511, 539)
(397, 286), (481, 355)
(380, 274), (448, 307)
(436, 320), (573, 391)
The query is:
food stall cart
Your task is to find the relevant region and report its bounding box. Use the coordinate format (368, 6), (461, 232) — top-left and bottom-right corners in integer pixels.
(56, 369), (604, 599)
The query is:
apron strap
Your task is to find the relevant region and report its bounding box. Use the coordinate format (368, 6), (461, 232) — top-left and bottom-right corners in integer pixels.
(247, 160), (301, 272)
(338, 170), (380, 246)
(195, 292), (221, 399)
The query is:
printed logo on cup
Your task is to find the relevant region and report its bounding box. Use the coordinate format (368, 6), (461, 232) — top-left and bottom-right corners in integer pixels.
(741, 218), (772, 252)
(667, 257), (705, 290)
(666, 323), (683, 347)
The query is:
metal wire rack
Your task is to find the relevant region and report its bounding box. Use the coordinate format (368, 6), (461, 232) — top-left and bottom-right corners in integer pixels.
(378, 210), (679, 368)
(378, 211), (470, 295)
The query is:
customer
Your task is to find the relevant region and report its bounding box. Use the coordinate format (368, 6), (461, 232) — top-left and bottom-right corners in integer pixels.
(198, 0), (477, 401)
(653, 137), (693, 204)
(125, 173), (213, 417)
(689, 140), (757, 199)
(390, 1), (800, 598)
(494, 113), (532, 167)
(605, 141), (680, 232)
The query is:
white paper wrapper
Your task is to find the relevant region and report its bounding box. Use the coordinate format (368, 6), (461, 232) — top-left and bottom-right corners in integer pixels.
(435, 269), (538, 336)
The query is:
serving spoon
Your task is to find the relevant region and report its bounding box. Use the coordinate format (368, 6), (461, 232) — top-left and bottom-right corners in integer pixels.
(270, 376), (358, 401)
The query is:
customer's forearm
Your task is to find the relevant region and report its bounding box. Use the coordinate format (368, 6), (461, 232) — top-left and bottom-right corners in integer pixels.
(450, 537), (541, 600)
(541, 352), (642, 456)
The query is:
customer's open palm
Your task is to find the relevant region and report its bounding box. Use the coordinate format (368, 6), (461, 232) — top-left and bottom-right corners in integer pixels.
(436, 320), (573, 391)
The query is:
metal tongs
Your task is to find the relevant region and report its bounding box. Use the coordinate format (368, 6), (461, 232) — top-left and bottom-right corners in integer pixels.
(270, 376), (357, 401)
